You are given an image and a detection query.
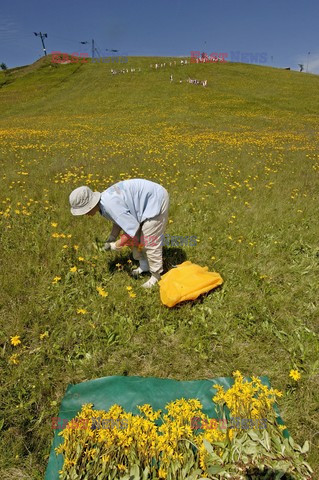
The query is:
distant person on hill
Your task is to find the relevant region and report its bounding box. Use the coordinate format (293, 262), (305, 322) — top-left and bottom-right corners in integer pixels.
(69, 179), (170, 288)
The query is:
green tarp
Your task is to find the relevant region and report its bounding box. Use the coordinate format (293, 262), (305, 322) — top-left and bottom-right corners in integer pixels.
(45, 375), (286, 480)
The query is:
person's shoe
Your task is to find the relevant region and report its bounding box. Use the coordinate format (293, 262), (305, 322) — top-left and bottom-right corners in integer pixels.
(141, 274), (160, 288)
(131, 266), (148, 278)
(131, 258), (150, 277)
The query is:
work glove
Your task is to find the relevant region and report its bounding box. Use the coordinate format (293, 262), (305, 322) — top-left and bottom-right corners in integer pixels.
(103, 242), (111, 251)
(104, 242), (122, 251)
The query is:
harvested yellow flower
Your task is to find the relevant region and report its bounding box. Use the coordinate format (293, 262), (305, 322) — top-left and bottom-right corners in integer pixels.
(10, 335), (21, 347)
(117, 464), (126, 472)
(158, 468), (167, 479)
(289, 369), (301, 381)
(138, 404), (162, 421)
(213, 370), (282, 418)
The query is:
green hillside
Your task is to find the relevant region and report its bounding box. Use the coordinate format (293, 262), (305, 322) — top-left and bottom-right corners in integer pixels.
(0, 55), (318, 478)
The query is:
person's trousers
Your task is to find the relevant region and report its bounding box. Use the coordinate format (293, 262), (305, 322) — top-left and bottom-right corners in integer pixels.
(132, 189), (169, 277)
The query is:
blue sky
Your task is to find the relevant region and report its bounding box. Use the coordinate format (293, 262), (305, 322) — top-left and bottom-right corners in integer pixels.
(1, 0), (318, 73)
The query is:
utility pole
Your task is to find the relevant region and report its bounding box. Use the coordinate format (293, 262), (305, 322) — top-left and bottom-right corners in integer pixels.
(92, 39), (95, 58)
(33, 32), (48, 56)
(306, 51), (310, 72)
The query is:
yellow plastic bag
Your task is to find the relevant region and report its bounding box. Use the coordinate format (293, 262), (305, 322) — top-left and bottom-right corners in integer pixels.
(159, 261), (223, 307)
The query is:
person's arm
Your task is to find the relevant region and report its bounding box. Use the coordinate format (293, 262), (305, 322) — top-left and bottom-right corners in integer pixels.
(109, 234), (134, 250)
(104, 232), (140, 251)
(104, 236), (123, 251)
(114, 233), (139, 248)
(101, 191), (140, 237)
(118, 233), (140, 247)
(106, 223), (121, 242)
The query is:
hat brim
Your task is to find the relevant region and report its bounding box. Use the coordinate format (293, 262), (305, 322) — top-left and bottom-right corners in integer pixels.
(70, 191), (101, 216)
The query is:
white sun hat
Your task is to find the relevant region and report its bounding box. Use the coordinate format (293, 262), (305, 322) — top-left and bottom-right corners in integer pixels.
(69, 186), (101, 215)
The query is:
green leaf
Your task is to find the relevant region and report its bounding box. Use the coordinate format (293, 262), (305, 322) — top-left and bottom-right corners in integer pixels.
(303, 461), (313, 473)
(129, 464), (139, 479)
(202, 438), (214, 455)
(288, 435), (295, 448)
(300, 440), (309, 454)
(203, 439), (222, 463)
(247, 429), (261, 442)
(207, 465), (224, 474)
(142, 466), (150, 480)
(244, 445), (259, 455)
(263, 430), (271, 451)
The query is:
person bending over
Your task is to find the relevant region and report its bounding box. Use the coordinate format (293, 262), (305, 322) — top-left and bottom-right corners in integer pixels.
(69, 178), (169, 288)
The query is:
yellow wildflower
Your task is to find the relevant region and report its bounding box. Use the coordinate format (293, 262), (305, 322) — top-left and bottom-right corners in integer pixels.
(40, 331), (49, 340)
(10, 335), (21, 347)
(158, 468), (167, 478)
(77, 308), (88, 315)
(213, 370), (282, 418)
(117, 464), (126, 472)
(51, 222), (58, 227)
(96, 286), (108, 297)
(289, 369), (301, 381)
(9, 354), (19, 365)
(70, 266), (77, 273)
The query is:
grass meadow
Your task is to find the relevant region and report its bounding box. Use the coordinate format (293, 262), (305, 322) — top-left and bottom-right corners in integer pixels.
(0, 55), (318, 478)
